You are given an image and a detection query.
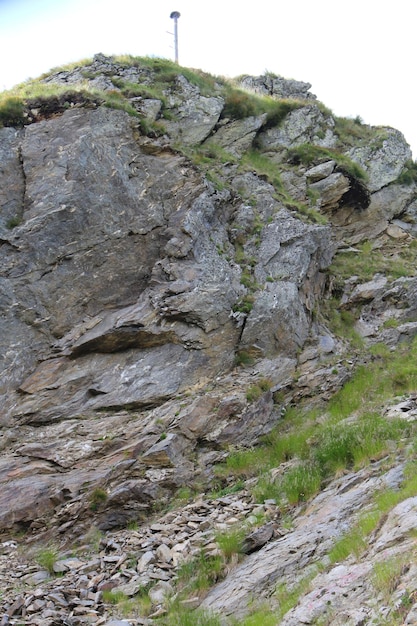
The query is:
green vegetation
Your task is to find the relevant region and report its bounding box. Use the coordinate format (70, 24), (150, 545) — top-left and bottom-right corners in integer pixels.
(215, 526), (247, 560)
(241, 149), (283, 190)
(35, 545), (59, 575)
(234, 349), (255, 367)
(159, 605), (222, 626)
(329, 462), (417, 564)
(275, 570), (318, 621)
(396, 159), (417, 185)
(89, 487), (108, 511)
(6, 215), (22, 229)
(175, 550), (224, 596)
(333, 115), (387, 148)
(102, 585), (154, 618)
(222, 86), (301, 124)
(372, 554), (408, 599)
(327, 239), (417, 287)
(246, 378), (272, 402)
(0, 95), (26, 126)
(215, 336), (417, 510)
(288, 143), (368, 182)
(233, 607), (277, 626)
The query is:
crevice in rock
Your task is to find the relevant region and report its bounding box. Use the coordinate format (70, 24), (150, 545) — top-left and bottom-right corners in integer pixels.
(17, 143), (27, 218)
(69, 326), (180, 357)
(335, 168), (371, 212)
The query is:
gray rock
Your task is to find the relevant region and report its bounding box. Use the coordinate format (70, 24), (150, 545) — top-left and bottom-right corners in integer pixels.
(348, 127), (412, 192)
(256, 104), (337, 159)
(206, 114), (267, 156)
(148, 580), (174, 604)
(237, 74), (316, 100)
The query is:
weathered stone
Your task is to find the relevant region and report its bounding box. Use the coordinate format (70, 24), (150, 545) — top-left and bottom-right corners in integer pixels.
(207, 114), (267, 156)
(237, 74), (316, 101)
(156, 544), (172, 563)
(148, 580), (174, 605)
(142, 434), (191, 467)
(256, 104), (338, 158)
(348, 127), (412, 192)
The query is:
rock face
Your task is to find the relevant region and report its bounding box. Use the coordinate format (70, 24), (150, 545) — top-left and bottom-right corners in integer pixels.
(1, 54), (417, 625)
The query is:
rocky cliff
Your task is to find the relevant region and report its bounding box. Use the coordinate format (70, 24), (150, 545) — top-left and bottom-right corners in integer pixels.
(1, 54), (417, 625)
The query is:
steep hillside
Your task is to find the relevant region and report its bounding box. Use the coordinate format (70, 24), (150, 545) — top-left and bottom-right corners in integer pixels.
(1, 54), (417, 625)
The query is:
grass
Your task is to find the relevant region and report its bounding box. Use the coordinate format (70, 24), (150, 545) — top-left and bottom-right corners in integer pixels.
(159, 605), (222, 626)
(175, 550), (224, 597)
(35, 545), (59, 575)
(329, 462), (417, 565)
(233, 607), (278, 626)
(371, 555), (409, 600)
(6, 216), (22, 229)
(246, 378), (272, 402)
(222, 83), (302, 126)
(288, 143), (368, 182)
(327, 239), (417, 287)
(89, 487), (108, 511)
(102, 589), (128, 605)
(215, 526), (247, 560)
(241, 149), (284, 191)
(333, 115), (387, 148)
(215, 336), (417, 510)
(253, 461), (322, 505)
(396, 159), (417, 185)
(275, 570), (318, 621)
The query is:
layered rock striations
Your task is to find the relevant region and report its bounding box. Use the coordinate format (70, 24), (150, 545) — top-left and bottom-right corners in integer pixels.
(1, 54), (417, 625)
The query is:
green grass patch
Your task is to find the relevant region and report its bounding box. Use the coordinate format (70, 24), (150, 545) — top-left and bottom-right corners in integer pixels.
(275, 570), (318, 621)
(35, 545), (59, 575)
(372, 554), (409, 600)
(160, 605), (222, 626)
(396, 159), (417, 185)
(328, 240), (417, 287)
(241, 149), (283, 191)
(215, 526), (247, 560)
(329, 462), (417, 564)
(234, 607), (278, 626)
(288, 143), (368, 182)
(89, 487), (108, 511)
(175, 550), (224, 596)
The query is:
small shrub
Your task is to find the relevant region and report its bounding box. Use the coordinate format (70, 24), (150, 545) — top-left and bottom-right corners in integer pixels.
(6, 216), (22, 229)
(0, 95), (26, 126)
(222, 88), (261, 120)
(396, 159), (417, 185)
(35, 545), (59, 575)
(176, 550), (224, 595)
(89, 487), (108, 511)
(215, 526), (246, 560)
(232, 294), (255, 314)
(102, 589), (128, 604)
(234, 350), (255, 367)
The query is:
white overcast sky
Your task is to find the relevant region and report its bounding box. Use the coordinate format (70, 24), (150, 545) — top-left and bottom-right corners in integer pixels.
(0, 0), (415, 157)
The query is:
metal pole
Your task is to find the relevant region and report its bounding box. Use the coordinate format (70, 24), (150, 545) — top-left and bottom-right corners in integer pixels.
(170, 11), (180, 64)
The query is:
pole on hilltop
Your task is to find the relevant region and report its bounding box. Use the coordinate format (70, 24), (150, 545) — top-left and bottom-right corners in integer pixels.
(170, 11), (180, 64)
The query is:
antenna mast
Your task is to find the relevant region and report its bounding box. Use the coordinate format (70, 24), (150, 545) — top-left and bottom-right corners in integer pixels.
(170, 11), (181, 64)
